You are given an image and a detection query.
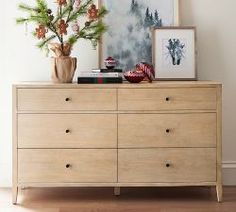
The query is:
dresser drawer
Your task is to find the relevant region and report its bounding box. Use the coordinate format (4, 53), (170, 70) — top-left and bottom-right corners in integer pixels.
(18, 114), (117, 148)
(18, 149), (117, 183)
(118, 148), (216, 183)
(118, 88), (216, 110)
(17, 89), (117, 111)
(118, 113), (216, 148)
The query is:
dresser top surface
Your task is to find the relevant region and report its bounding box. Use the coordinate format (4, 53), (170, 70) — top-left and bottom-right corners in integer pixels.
(13, 81), (222, 89)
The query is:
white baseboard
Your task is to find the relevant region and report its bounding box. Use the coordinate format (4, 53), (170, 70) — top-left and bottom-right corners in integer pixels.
(222, 161), (236, 169)
(222, 161), (236, 185)
(0, 163), (12, 188)
(0, 162), (236, 187)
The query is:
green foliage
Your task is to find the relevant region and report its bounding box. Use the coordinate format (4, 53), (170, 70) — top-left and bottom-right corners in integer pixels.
(53, 4), (72, 24)
(68, 35), (78, 46)
(17, 0), (50, 25)
(37, 35), (57, 49)
(16, 0), (108, 56)
(67, 0), (93, 23)
(68, 20), (107, 48)
(18, 3), (37, 12)
(16, 17), (29, 24)
(36, 0), (48, 12)
(98, 6), (108, 18)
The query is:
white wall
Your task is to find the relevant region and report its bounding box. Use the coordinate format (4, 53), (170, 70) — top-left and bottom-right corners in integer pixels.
(0, 0), (236, 187)
(180, 0), (236, 185)
(0, 0), (98, 187)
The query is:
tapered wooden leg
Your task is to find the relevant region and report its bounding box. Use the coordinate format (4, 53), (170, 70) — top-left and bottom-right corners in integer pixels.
(216, 184), (223, 202)
(114, 187), (120, 196)
(12, 186), (18, 205)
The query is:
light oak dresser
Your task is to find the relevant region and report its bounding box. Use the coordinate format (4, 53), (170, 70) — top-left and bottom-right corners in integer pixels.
(12, 81), (222, 204)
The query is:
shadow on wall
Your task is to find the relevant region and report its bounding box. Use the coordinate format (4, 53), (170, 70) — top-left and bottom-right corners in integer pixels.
(179, 0), (225, 80)
(180, 0), (236, 186)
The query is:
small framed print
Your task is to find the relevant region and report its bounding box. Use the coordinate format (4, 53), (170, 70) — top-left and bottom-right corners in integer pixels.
(152, 27), (197, 80)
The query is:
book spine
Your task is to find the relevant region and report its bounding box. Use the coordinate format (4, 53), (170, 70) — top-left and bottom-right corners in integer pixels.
(77, 77), (123, 84)
(92, 69), (123, 73)
(78, 73), (119, 78)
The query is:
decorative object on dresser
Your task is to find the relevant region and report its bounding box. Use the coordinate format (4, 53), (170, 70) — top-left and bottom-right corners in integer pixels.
(136, 62), (155, 82)
(77, 68), (123, 84)
(99, 0), (180, 70)
(104, 57), (117, 69)
(124, 70), (146, 83)
(77, 72), (123, 84)
(13, 81), (222, 204)
(16, 0), (108, 83)
(152, 27), (197, 80)
(124, 62), (155, 83)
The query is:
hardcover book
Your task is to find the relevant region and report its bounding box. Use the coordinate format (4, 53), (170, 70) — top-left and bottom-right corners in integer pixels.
(77, 76), (123, 84)
(78, 72), (120, 78)
(92, 69), (123, 73)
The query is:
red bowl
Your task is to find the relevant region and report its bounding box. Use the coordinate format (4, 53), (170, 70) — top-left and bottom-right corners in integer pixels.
(124, 71), (145, 83)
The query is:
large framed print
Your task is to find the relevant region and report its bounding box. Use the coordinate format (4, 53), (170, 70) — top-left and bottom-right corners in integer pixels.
(152, 27), (197, 80)
(99, 0), (180, 71)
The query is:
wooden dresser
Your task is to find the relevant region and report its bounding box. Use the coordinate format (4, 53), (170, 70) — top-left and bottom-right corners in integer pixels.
(12, 81), (222, 204)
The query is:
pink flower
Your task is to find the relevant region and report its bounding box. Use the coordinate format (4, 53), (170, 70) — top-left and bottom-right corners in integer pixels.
(74, 0), (81, 9)
(71, 22), (80, 33)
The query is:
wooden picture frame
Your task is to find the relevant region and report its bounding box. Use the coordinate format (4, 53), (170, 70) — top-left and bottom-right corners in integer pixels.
(152, 27), (197, 80)
(98, 0), (180, 70)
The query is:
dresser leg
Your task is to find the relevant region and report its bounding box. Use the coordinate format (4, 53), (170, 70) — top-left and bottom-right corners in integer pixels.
(216, 184), (223, 202)
(12, 186), (18, 205)
(114, 187), (120, 196)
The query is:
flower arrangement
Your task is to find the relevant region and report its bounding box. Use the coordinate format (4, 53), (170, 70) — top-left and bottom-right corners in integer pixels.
(16, 0), (108, 56)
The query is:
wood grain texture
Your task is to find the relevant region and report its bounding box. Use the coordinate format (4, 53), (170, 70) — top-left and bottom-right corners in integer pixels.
(12, 85), (18, 205)
(18, 149), (117, 183)
(17, 182), (217, 188)
(14, 81), (221, 89)
(13, 81), (222, 204)
(118, 148), (216, 183)
(118, 88), (217, 111)
(18, 114), (117, 148)
(118, 113), (216, 148)
(17, 89), (117, 111)
(216, 84), (223, 202)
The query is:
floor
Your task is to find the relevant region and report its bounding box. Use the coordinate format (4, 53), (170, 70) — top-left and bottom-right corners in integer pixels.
(0, 187), (236, 212)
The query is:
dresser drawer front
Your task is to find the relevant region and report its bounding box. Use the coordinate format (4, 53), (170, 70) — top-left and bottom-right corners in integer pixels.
(18, 114), (117, 148)
(118, 88), (216, 110)
(118, 148), (216, 183)
(118, 113), (216, 148)
(18, 89), (117, 111)
(18, 149), (117, 183)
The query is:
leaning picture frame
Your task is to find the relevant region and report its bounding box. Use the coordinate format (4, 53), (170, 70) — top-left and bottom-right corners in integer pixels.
(152, 27), (197, 80)
(98, 0), (180, 70)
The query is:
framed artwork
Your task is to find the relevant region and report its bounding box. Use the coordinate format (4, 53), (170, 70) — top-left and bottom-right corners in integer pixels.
(152, 27), (197, 80)
(98, 0), (180, 70)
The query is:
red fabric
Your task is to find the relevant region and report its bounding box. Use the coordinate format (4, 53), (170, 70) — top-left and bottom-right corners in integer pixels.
(98, 77), (103, 84)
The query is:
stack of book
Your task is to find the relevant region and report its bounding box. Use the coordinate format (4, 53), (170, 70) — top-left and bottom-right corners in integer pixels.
(77, 69), (123, 84)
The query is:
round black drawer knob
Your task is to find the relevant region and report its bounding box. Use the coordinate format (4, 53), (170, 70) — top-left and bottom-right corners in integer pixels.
(165, 97), (170, 101)
(166, 129), (170, 133)
(65, 98), (70, 102)
(66, 164), (71, 168)
(166, 163), (170, 168)
(65, 129), (70, 134)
